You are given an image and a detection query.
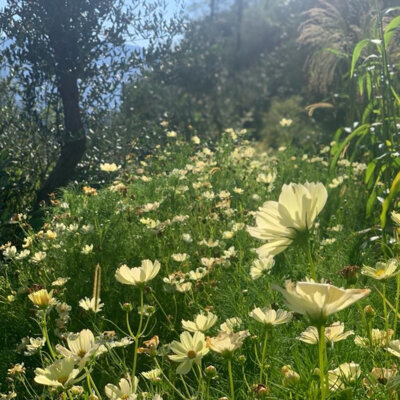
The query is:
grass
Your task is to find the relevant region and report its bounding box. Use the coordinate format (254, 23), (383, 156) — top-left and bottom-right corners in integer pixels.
(0, 129), (399, 399)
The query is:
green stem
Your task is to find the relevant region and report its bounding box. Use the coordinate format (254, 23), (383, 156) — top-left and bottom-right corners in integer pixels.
(307, 240), (317, 281)
(154, 358), (186, 400)
(85, 368), (103, 400)
(132, 288), (144, 378)
(259, 328), (269, 383)
(382, 282), (389, 346)
(42, 314), (56, 360)
(228, 359), (235, 400)
(394, 274), (400, 337)
(180, 375), (192, 399)
(318, 324), (326, 400)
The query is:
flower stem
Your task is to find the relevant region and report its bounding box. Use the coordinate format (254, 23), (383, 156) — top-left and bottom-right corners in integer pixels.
(318, 324), (326, 400)
(259, 328), (269, 383)
(132, 288), (144, 378)
(227, 359), (235, 400)
(307, 239), (317, 281)
(382, 282), (389, 346)
(154, 358), (186, 400)
(394, 274), (400, 337)
(41, 314), (56, 360)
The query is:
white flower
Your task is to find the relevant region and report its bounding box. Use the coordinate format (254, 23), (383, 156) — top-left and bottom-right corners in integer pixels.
(328, 362), (361, 391)
(297, 322), (354, 345)
(142, 368), (162, 382)
(15, 249), (30, 260)
(25, 337), (46, 355)
(100, 163), (121, 172)
(105, 376), (138, 400)
(169, 331), (209, 374)
(182, 312), (217, 332)
(220, 317), (242, 333)
(247, 182), (328, 257)
(31, 251), (47, 263)
(273, 281), (370, 324)
(361, 259), (399, 281)
(249, 307), (292, 326)
(387, 340), (400, 358)
(3, 246), (17, 260)
(171, 253), (188, 262)
(391, 211), (400, 226)
(355, 329), (394, 348)
(280, 118), (293, 127)
(115, 260), (160, 286)
(56, 329), (105, 367)
(34, 358), (81, 388)
(79, 297), (104, 313)
(182, 233), (193, 243)
(187, 267), (208, 281)
(250, 256), (275, 280)
(206, 330), (249, 357)
(81, 244), (94, 254)
(166, 130), (177, 138)
(52, 277), (70, 287)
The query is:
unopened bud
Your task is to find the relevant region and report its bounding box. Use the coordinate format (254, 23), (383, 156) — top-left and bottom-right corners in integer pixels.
(364, 305), (375, 317)
(121, 302), (133, 312)
(237, 355), (246, 364)
(253, 383), (270, 397)
(204, 365), (217, 378)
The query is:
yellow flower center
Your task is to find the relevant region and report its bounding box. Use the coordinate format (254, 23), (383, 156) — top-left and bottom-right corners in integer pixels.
(121, 395), (129, 400)
(77, 350), (87, 358)
(187, 350), (197, 359)
(57, 376), (68, 384)
(376, 269), (386, 277)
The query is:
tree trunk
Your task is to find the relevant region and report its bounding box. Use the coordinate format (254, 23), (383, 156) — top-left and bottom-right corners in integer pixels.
(36, 74), (86, 203)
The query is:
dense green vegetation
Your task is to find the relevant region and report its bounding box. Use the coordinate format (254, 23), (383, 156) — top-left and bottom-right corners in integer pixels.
(1, 0), (400, 399)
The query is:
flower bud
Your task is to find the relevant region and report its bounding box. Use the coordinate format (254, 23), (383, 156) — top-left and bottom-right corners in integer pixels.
(237, 355), (246, 364)
(121, 302), (133, 312)
(253, 384), (270, 398)
(364, 305), (375, 317)
(204, 365), (217, 379)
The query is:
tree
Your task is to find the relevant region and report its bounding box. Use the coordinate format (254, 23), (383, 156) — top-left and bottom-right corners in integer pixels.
(0, 0), (182, 202)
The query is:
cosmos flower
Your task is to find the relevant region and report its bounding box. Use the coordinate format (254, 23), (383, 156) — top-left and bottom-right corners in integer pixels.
(105, 376), (138, 400)
(206, 330), (249, 358)
(115, 260), (160, 286)
(34, 358), (81, 388)
(273, 281), (370, 324)
(182, 312), (218, 333)
(247, 182), (327, 257)
(361, 259), (399, 281)
(28, 289), (54, 308)
(100, 163), (121, 172)
(169, 331), (209, 374)
(249, 307), (292, 326)
(250, 256), (275, 280)
(328, 362), (361, 391)
(79, 297), (104, 313)
(297, 322), (354, 345)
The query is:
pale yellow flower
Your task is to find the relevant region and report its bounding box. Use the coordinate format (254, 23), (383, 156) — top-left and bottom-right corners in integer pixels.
(363, 366), (398, 398)
(100, 163), (121, 172)
(361, 259), (399, 280)
(297, 322), (354, 345)
(141, 368), (162, 383)
(386, 340), (400, 358)
(249, 307), (292, 326)
(247, 182), (327, 257)
(354, 329), (394, 348)
(34, 358), (81, 388)
(206, 330), (249, 357)
(28, 289), (54, 308)
(220, 317), (242, 333)
(182, 312), (217, 333)
(391, 211), (400, 226)
(279, 118), (293, 127)
(328, 362), (361, 391)
(105, 376), (138, 400)
(115, 260), (160, 286)
(56, 329), (105, 367)
(79, 297), (104, 313)
(273, 281), (370, 324)
(250, 256), (275, 280)
(169, 331), (209, 374)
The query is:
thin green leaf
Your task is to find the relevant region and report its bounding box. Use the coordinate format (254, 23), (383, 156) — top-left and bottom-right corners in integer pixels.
(381, 171), (400, 228)
(384, 14), (400, 47)
(350, 39), (370, 78)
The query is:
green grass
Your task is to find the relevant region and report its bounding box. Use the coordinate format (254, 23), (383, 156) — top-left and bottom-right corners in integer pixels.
(0, 130), (398, 399)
